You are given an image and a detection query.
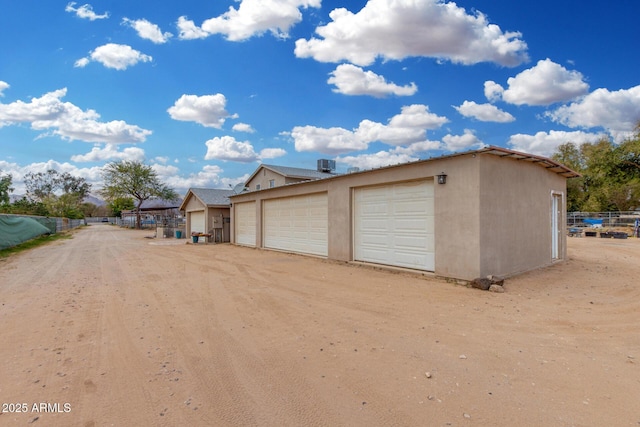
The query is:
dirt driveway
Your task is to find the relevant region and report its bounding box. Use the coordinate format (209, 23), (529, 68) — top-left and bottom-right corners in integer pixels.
(0, 224), (639, 426)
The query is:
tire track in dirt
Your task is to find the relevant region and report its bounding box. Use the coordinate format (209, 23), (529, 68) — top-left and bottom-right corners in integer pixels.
(2, 226), (640, 426)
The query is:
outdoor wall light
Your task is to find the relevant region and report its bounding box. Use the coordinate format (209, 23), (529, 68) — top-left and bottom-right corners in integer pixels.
(437, 172), (447, 184)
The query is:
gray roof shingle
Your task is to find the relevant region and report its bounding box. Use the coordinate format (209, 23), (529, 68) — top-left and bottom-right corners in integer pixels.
(260, 164), (335, 180)
(189, 188), (235, 206)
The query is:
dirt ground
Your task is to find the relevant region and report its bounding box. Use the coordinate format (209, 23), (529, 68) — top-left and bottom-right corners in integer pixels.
(0, 225), (638, 427)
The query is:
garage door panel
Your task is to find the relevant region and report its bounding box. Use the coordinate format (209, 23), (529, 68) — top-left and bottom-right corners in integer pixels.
(394, 234), (428, 248)
(394, 218), (429, 230)
(190, 211), (205, 234)
(264, 193), (328, 257)
(393, 251), (433, 268)
(235, 202), (256, 247)
(394, 199), (427, 212)
(355, 180), (434, 271)
(360, 218), (390, 230)
(360, 235), (389, 246)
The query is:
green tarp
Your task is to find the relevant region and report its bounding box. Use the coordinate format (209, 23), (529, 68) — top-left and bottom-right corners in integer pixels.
(0, 215), (53, 250)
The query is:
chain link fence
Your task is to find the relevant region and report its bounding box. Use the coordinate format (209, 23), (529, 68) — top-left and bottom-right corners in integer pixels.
(567, 211), (640, 228)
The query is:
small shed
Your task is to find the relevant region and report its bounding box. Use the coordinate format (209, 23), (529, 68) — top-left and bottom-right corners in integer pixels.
(180, 188), (234, 243)
(229, 146), (580, 281)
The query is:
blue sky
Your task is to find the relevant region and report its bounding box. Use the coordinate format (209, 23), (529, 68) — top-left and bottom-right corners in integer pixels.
(1, 0), (639, 195)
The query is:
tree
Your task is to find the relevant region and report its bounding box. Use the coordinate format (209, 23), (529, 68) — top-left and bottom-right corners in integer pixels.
(6, 197), (49, 216)
(552, 123), (640, 212)
(0, 171), (13, 205)
(100, 161), (179, 229)
(80, 202), (109, 218)
(23, 170), (91, 217)
(552, 143), (587, 212)
(107, 197), (135, 218)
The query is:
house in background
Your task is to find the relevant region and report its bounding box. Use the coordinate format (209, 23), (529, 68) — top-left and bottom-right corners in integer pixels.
(245, 161), (336, 192)
(229, 146), (580, 281)
(179, 162), (338, 242)
(179, 188), (235, 243)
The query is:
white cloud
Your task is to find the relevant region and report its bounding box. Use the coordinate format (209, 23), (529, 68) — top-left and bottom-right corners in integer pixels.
(0, 81), (9, 96)
(332, 130), (479, 168)
(206, 136), (257, 162)
(491, 59), (589, 106)
(74, 57), (90, 68)
(75, 43), (152, 70)
(154, 156), (170, 164)
(291, 126), (366, 155)
(454, 101), (515, 123)
(442, 129), (483, 151)
(0, 159), (104, 194)
(150, 163), (180, 177)
(295, 0), (528, 67)
(204, 136), (285, 163)
(232, 122), (256, 133)
(392, 139), (442, 155)
(70, 144), (145, 162)
(176, 16), (209, 40)
(292, 104), (448, 154)
(508, 130), (604, 157)
(336, 151), (418, 171)
(484, 81), (504, 102)
(0, 88), (151, 143)
(123, 18), (173, 44)
(167, 94), (235, 129)
(179, 0), (320, 42)
(150, 163), (249, 194)
(328, 64), (417, 97)
(65, 2), (109, 21)
(259, 147), (287, 159)
(547, 85), (640, 142)
(384, 104), (449, 136)
(355, 119), (424, 146)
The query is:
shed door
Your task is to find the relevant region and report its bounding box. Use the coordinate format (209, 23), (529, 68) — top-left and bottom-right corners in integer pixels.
(354, 180), (434, 271)
(551, 193), (563, 260)
(235, 202), (256, 247)
(190, 211), (205, 234)
(263, 193), (328, 256)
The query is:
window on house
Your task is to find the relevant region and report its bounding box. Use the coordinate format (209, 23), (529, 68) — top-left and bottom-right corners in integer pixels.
(256, 184), (261, 190)
(269, 179), (275, 188)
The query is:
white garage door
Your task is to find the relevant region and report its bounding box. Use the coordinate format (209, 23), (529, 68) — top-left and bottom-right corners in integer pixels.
(235, 202), (256, 247)
(263, 193), (328, 256)
(354, 180), (434, 271)
(190, 210), (205, 234)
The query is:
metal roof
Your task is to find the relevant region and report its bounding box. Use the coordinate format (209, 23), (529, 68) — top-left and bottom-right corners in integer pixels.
(230, 146), (580, 199)
(477, 146), (581, 178)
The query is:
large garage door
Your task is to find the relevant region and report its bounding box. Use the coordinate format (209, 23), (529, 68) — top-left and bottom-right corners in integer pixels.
(354, 180), (434, 271)
(235, 202), (256, 247)
(263, 193), (328, 256)
(190, 211), (205, 234)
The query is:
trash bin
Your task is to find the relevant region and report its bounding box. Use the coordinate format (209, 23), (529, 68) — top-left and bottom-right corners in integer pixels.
(175, 230), (182, 239)
(192, 235), (199, 243)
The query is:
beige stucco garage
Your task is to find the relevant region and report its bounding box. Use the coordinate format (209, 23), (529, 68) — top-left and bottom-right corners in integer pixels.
(229, 146), (579, 281)
(180, 188), (235, 243)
